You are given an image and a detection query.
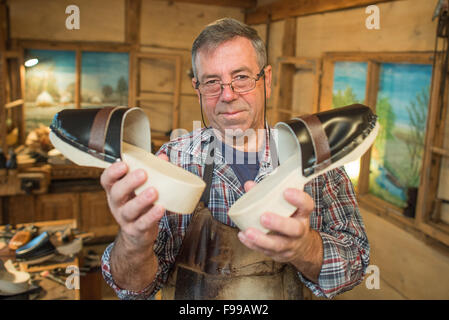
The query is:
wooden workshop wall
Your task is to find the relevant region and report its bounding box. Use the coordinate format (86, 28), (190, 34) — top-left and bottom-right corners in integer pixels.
(309, 0), (449, 301)
(438, 102), (449, 224)
(252, 20), (284, 121)
(138, 1), (244, 134)
(296, 0), (435, 112)
(7, 0), (449, 299)
(254, 0), (449, 299)
(8, 0), (125, 42)
(257, 0), (436, 117)
(7, 0), (244, 135)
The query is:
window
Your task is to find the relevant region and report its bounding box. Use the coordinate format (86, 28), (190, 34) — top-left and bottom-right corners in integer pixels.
(332, 62), (367, 108)
(24, 49), (76, 132)
(24, 48), (129, 134)
(331, 61), (368, 186)
(320, 52), (449, 245)
(81, 52), (129, 108)
(369, 63), (432, 210)
(320, 51), (449, 246)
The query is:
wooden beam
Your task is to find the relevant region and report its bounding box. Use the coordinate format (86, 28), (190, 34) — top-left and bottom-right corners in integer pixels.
(319, 58), (334, 110)
(0, 1), (8, 52)
(18, 50), (25, 144)
(358, 60), (380, 195)
(152, 0), (256, 9)
(136, 52), (186, 60)
(322, 51), (434, 64)
(125, 0), (141, 47)
(245, 0), (399, 25)
(129, 51), (136, 108)
(281, 18), (296, 58)
(17, 39), (132, 52)
(126, 0), (141, 108)
(416, 51), (449, 227)
(75, 49), (81, 109)
(417, 221), (449, 247)
(273, 18), (296, 123)
(173, 55), (182, 130)
(432, 146), (449, 157)
(358, 194), (415, 228)
(133, 52), (183, 131)
(0, 53), (6, 153)
(8, 57), (20, 142)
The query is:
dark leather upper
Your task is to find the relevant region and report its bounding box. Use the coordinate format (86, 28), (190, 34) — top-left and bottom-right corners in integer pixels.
(50, 107), (126, 163)
(283, 104), (377, 177)
(15, 231), (56, 261)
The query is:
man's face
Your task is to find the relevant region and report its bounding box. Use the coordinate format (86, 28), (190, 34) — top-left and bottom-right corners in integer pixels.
(193, 36), (272, 136)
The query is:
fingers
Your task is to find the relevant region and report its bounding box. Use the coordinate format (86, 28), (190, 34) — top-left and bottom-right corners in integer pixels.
(109, 168), (147, 207)
(260, 212), (305, 238)
(283, 188), (315, 218)
(238, 228), (293, 259)
(100, 156), (171, 250)
(237, 188), (315, 260)
(101, 152), (167, 195)
(101, 161), (128, 193)
(120, 187), (159, 222)
(134, 204), (165, 232)
(249, 188), (313, 237)
(119, 204), (166, 250)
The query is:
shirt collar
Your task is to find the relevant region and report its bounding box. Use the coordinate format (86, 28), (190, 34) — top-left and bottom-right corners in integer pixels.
(190, 126), (277, 178)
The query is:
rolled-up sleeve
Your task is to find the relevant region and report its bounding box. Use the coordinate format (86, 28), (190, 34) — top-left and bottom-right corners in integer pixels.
(299, 167), (370, 298)
(101, 215), (182, 300)
(101, 242), (163, 300)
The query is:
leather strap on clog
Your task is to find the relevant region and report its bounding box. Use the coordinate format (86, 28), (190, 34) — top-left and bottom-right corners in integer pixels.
(298, 114), (331, 172)
(88, 107), (116, 159)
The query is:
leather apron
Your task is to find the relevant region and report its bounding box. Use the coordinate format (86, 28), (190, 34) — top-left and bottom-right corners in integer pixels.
(161, 136), (304, 300)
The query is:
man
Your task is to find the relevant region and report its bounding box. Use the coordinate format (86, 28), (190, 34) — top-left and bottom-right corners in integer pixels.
(101, 18), (370, 299)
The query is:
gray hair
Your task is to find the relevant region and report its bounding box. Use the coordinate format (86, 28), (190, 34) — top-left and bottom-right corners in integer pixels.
(191, 18), (267, 79)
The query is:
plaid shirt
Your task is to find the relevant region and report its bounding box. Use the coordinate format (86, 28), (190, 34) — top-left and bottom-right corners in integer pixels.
(102, 127), (370, 299)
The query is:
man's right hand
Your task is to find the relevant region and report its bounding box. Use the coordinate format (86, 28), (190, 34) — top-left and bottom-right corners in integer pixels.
(100, 154), (169, 251)
(100, 154), (169, 291)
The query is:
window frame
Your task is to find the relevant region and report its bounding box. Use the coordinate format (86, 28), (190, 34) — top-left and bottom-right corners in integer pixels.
(19, 41), (132, 111)
(320, 51), (449, 246)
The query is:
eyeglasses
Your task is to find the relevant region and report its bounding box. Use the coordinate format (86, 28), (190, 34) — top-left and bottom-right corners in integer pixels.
(194, 68), (265, 97)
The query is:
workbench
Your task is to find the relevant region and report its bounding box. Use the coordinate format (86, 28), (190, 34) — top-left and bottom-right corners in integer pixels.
(0, 219), (80, 300)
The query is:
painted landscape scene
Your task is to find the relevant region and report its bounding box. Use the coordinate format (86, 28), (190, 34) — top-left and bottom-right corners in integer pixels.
(81, 51), (129, 108)
(24, 50), (129, 134)
(332, 62), (367, 187)
(369, 63), (432, 208)
(332, 61), (432, 209)
(24, 49), (76, 133)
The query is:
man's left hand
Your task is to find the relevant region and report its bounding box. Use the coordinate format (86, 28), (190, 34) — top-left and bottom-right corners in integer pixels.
(237, 181), (323, 283)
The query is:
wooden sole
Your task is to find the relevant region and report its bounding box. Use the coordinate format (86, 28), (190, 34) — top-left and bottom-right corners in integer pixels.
(49, 132), (205, 214)
(122, 142), (205, 214)
(228, 122), (380, 232)
(0, 260), (31, 296)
